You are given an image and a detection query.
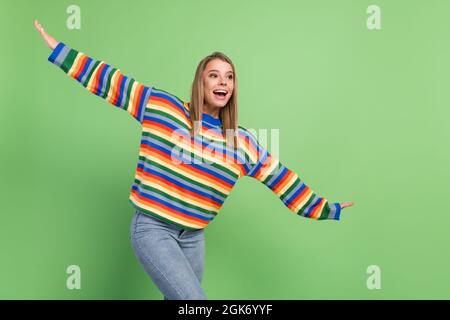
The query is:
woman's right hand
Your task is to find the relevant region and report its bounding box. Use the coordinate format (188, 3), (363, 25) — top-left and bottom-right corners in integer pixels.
(340, 202), (355, 209)
(34, 20), (59, 50)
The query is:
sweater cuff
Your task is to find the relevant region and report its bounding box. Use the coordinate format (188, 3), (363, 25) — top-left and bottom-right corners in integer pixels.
(333, 202), (341, 220)
(48, 42), (77, 73)
(48, 42), (66, 64)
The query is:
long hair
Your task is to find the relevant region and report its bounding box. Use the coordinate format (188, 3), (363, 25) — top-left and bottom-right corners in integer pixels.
(188, 51), (239, 149)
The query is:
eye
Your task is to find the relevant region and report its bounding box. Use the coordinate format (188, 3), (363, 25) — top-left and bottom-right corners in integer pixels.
(209, 73), (233, 80)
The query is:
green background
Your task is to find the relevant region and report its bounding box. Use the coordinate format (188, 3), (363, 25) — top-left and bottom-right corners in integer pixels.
(1, 0), (449, 299)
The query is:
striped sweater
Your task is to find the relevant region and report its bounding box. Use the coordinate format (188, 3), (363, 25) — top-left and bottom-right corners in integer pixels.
(48, 42), (341, 230)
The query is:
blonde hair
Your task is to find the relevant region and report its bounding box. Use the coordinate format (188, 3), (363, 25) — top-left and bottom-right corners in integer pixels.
(188, 51), (239, 149)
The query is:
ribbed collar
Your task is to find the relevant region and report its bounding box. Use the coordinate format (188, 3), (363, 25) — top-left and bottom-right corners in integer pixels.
(202, 112), (222, 127)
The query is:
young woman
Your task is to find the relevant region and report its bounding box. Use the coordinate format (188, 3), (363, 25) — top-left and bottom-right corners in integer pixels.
(35, 20), (354, 300)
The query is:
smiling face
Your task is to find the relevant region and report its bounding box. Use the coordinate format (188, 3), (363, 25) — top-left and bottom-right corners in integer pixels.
(203, 58), (234, 115)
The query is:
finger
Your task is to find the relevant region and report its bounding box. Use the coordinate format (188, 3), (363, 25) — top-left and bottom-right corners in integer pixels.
(341, 202), (354, 208)
(35, 25), (42, 33)
(35, 20), (44, 33)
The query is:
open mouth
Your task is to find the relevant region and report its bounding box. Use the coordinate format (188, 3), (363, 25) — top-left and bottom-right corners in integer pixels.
(213, 89), (228, 100)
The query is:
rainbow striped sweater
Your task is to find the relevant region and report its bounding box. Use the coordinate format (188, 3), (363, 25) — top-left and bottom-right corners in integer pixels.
(48, 42), (341, 230)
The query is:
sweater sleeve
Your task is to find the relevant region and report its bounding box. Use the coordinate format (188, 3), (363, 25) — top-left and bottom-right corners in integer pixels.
(48, 42), (152, 124)
(241, 128), (341, 220)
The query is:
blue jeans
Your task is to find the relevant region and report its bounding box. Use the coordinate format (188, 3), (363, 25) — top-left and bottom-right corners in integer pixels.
(130, 210), (207, 300)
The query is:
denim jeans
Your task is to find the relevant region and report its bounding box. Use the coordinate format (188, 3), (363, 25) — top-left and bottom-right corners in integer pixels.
(130, 210), (207, 300)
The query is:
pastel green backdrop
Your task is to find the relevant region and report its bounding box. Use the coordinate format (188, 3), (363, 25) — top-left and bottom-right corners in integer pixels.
(1, 0), (449, 299)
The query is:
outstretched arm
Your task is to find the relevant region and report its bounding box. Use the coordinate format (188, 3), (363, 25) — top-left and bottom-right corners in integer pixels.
(34, 20), (152, 124)
(241, 128), (354, 220)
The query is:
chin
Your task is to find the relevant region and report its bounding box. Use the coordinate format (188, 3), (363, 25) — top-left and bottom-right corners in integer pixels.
(216, 102), (228, 108)
(207, 100), (229, 109)
(216, 98), (231, 107)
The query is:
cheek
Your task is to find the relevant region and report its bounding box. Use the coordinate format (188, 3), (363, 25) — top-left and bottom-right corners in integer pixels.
(203, 80), (213, 92)
(203, 84), (212, 98)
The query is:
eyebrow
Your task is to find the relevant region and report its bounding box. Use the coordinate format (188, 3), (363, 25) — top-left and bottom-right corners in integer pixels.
(208, 69), (234, 74)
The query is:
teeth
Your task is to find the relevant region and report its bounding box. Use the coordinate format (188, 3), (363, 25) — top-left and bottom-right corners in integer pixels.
(214, 90), (227, 94)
